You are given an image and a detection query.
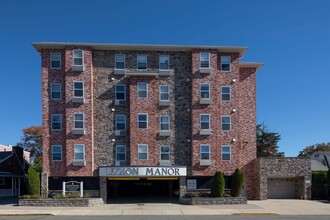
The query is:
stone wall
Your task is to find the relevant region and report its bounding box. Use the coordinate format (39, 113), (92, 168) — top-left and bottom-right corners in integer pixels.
(19, 198), (104, 207)
(41, 172), (48, 198)
(180, 197), (247, 205)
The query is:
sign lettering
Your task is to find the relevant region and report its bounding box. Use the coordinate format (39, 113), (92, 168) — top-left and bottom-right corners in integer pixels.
(100, 166), (187, 177)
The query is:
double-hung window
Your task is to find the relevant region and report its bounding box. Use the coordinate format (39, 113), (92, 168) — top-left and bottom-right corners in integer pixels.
(221, 56), (231, 71)
(73, 50), (84, 67)
(137, 82), (147, 98)
(137, 54), (147, 69)
(51, 83), (61, 100)
(73, 82), (84, 98)
(51, 114), (62, 130)
(200, 84), (210, 99)
(160, 145), (170, 161)
(221, 145), (231, 160)
(160, 115), (170, 131)
(138, 144), (148, 160)
(138, 113), (148, 129)
(116, 145), (126, 161)
(200, 52), (210, 68)
(52, 145), (62, 161)
(159, 85), (169, 101)
(221, 116), (231, 131)
(50, 52), (61, 69)
(200, 144), (210, 160)
(115, 54), (125, 69)
(74, 144), (84, 161)
(115, 84), (126, 101)
(159, 55), (169, 70)
(221, 86), (231, 101)
(116, 115), (126, 131)
(200, 114), (210, 130)
(73, 113), (84, 130)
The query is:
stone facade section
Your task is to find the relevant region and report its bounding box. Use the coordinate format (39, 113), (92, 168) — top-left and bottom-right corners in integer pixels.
(19, 198), (104, 207)
(180, 197), (247, 205)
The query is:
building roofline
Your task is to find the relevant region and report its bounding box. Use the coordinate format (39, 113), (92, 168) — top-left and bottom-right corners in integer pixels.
(239, 62), (264, 72)
(32, 42), (248, 57)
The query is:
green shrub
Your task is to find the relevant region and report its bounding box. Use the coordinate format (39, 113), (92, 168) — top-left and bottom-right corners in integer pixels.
(21, 194), (41, 199)
(312, 171), (328, 185)
(26, 166), (40, 196)
(65, 193), (80, 198)
(231, 168), (245, 197)
(83, 192), (91, 198)
(52, 193), (64, 199)
(211, 171), (224, 197)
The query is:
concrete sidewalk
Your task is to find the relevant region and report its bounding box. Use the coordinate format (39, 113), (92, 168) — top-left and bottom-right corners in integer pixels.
(0, 199), (329, 216)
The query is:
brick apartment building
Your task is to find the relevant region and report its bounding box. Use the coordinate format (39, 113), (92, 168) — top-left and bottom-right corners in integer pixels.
(33, 42), (263, 201)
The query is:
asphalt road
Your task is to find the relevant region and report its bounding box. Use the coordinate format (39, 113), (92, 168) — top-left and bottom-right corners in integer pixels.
(1, 216), (330, 220)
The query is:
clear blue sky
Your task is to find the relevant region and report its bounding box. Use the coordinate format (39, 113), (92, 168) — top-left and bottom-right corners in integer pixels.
(0, 0), (329, 156)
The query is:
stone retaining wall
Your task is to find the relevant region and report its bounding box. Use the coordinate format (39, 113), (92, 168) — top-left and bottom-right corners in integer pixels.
(180, 197), (247, 205)
(19, 198), (104, 207)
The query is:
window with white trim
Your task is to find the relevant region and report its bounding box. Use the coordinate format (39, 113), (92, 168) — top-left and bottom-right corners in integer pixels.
(74, 113), (84, 129)
(51, 83), (61, 100)
(221, 86), (231, 101)
(200, 52), (210, 68)
(73, 82), (84, 98)
(74, 144), (84, 161)
(221, 56), (231, 71)
(200, 83), (210, 99)
(116, 145), (126, 161)
(50, 52), (61, 69)
(200, 144), (210, 160)
(115, 54), (125, 69)
(138, 113), (148, 129)
(160, 115), (170, 131)
(51, 114), (62, 130)
(115, 84), (126, 101)
(221, 145), (231, 160)
(159, 55), (169, 70)
(116, 115), (126, 131)
(221, 116), (231, 131)
(138, 144), (148, 160)
(73, 50), (84, 67)
(52, 145), (62, 161)
(137, 82), (147, 98)
(159, 85), (170, 101)
(200, 114), (210, 130)
(137, 54), (147, 69)
(160, 145), (170, 161)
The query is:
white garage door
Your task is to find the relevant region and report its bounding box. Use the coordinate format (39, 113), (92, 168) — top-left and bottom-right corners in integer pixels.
(267, 178), (296, 199)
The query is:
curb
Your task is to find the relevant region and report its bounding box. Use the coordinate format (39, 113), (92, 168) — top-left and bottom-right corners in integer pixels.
(0, 213), (55, 216)
(232, 213), (278, 216)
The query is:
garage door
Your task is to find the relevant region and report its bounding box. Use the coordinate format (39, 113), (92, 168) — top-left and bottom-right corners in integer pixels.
(267, 178), (296, 199)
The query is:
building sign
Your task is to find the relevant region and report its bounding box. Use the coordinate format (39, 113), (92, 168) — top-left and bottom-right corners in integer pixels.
(65, 181), (80, 192)
(187, 179), (197, 190)
(99, 166), (187, 177)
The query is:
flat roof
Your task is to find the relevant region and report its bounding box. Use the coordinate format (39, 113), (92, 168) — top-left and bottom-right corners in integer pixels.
(32, 42), (248, 57)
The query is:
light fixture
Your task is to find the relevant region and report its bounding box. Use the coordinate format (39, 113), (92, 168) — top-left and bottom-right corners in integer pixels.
(232, 79), (237, 83)
(232, 108), (237, 113)
(111, 77), (115, 81)
(111, 139), (115, 142)
(111, 108), (115, 112)
(232, 138), (237, 142)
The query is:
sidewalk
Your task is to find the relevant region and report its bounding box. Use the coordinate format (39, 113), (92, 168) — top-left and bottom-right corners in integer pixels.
(0, 199), (329, 216)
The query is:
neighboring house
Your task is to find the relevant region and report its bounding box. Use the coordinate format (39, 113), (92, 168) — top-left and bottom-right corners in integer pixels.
(311, 151), (330, 169)
(33, 42), (263, 201)
(0, 146), (29, 197)
(0, 145), (31, 162)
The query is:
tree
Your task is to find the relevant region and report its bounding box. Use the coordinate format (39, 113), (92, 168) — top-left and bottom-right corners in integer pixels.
(17, 125), (42, 164)
(231, 168), (245, 197)
(211, 171), (225, 197)
(27, 166), (40, 195)
(257, 124), (284, 157)
(298, 143), (330, 157)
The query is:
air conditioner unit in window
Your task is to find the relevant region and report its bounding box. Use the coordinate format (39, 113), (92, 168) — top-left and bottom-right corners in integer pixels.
(115, 161), (120, 166)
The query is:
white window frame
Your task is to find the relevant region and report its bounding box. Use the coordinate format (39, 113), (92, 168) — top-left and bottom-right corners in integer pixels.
(160, 145), (170, 161)
(52, 145), (62, 161)
(115, 84), (126, 101)
(74, 144), (85, 161)
(73, 113), (84, 130)
(137, 82), (148, 98)
(221, 145), (231, 161)
(116, 145), (126, 161)
(73, 81), (84, 98)
(138, 144), (148, 160)
(200, 83), (210, 100)
(159, 85), (170, 101)
(50, 52), (61, 69)
(138, 113), (148, 129)
(200, 114), (210, 130)
(200, 52), (210, 68)
(221, 86), (231, 101)
(200, 144), (210, 160)
(221, 56), (231, 71)
(51, 83), (62, 100)
(51, 114), (62, 130)
(137, 54), (147, 69)
(115, 54), (125, 70)
(159, 55), (170, 70)
(116, 115), (126, 131)
(160, 115), (170, 131)
(221, 115), (231, 131)
(73, 49), (84, 67)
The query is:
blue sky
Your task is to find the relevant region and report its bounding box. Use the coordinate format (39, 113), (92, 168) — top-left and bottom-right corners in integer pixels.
(0, 0), (329, 156)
